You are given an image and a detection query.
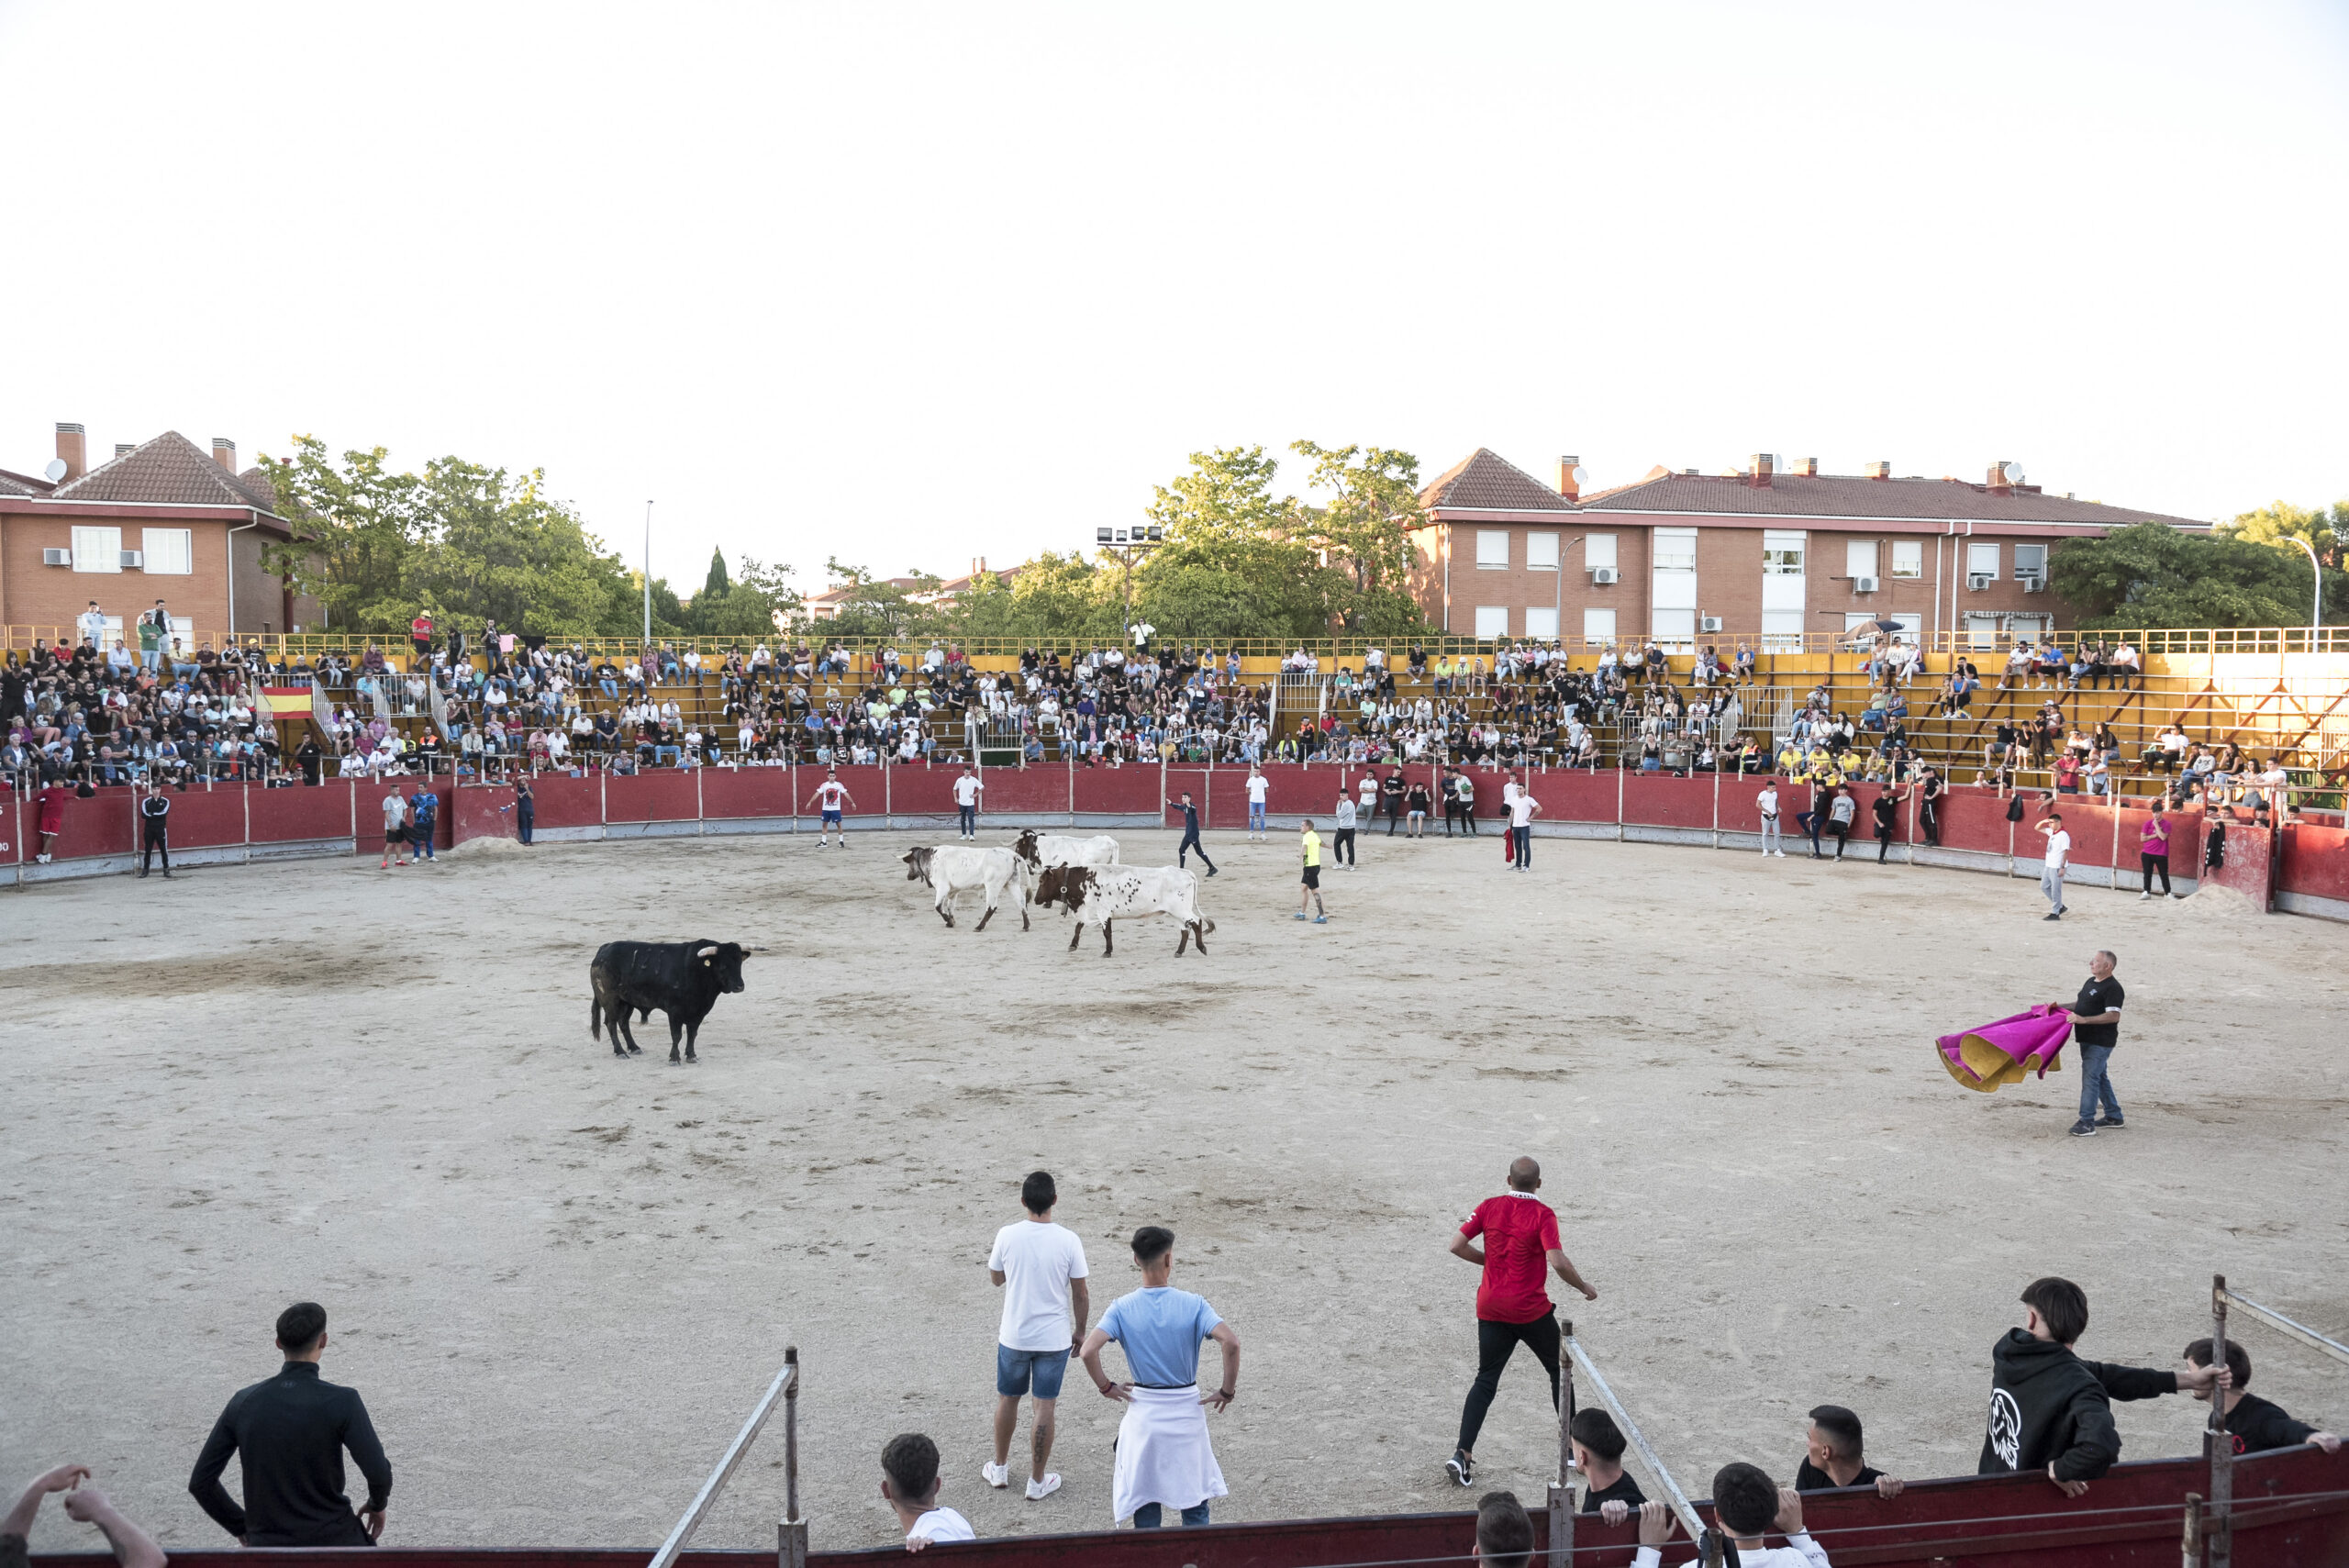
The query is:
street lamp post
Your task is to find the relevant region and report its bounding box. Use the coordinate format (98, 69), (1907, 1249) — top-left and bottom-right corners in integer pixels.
(642, 499), (655, 644)
(2285, 536), (2323, 639)
(1096, 525), (1165, 644)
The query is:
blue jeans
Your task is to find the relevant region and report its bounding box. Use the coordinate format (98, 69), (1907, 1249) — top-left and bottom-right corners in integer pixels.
(959, 804), (976, 835)
(1512, 825), (1531, 866)
(2077, 1043), (2121, 1124)
(413, 821), (436, 859)
(1132, 1502), (1210, 1529)
(1249, 803), (1265, 831)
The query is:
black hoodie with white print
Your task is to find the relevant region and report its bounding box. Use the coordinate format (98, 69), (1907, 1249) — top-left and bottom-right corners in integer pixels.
(1978, 1329), (2181, 1481)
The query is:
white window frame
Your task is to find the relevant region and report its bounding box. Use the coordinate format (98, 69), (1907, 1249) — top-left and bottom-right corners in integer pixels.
(1523, 606), (1559, 639)
(1526, 531), (1559, 571)
(1652, 527), (1698, 572)
(1475, 530), (1509, 569)
(1967, 541), (2001, 579)
(1585, 534), (1618, 572)
(1763, 530), (1806, 575)
(72, 526), (123, 573)
(141, 527), (195, 575)
(1890, 539), (1923, 578)
(1583, 607), (1617, 645)
(2013, 542), (2047, 583)
(1846, 539), (1880, 580)
(1473, 606), (1509, 638)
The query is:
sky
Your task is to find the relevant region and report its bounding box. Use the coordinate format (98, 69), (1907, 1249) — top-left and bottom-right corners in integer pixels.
(3, 1), (2344, 595)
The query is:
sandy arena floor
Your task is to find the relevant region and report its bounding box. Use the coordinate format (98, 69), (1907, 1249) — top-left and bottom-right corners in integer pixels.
(4, 825), (2346, 1553)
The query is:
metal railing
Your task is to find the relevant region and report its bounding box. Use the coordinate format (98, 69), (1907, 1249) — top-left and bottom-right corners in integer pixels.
(648, 1348), (801, 1568)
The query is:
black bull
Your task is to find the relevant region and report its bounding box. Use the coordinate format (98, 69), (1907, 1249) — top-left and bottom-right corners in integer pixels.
(589, 940), (750, 1063)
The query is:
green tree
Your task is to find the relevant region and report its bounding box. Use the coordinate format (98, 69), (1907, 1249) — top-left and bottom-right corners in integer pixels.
(1130, 447), (1336, 639)
(703, 547), (732, 598)
(2050, 521), (2349, 628)
(1291, 440), (1432, 634)
(259, 436), (427, 632)
(686, 555), (795, 637)
(2217, 500), (2349, 566)
(817, 559), (944, 640)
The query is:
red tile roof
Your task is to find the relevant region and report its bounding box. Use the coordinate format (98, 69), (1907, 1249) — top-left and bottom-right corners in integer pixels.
(0, 467), (55, 498)
(50, 430), (281, 513)
(1575, 471), (2208, 528)
(1419, 448), (1574, 513)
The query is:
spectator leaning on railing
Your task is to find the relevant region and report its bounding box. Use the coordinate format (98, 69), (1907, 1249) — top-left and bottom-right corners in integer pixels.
(4, 1464), (165, 1568)
(189, 1302), (393, 1547)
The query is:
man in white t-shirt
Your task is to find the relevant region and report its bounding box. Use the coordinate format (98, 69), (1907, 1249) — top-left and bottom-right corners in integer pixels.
(1245, 767), (1269, 842)
(1756, 781), (1783, 857)
(378, 790), (410, 870)
(803, 768), (857, 848)
(881, 1433), (974, 1551)
(985, 1171), (1089, 1502)
(952, 766), (984, 840)
(2034, 810), (2071, 920)
(1507, 775), (1540, 871)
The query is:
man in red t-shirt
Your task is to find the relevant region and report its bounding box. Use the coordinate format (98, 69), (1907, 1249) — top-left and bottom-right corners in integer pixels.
(1445, 1155), (1598, 1487)
(35, 780), (72, 864)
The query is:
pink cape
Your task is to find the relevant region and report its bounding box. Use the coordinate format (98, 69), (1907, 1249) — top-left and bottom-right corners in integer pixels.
(1937, 1006), (2070, 1093)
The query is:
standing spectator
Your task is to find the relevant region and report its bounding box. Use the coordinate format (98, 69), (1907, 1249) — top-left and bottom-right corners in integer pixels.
(1571, 1408), (1647, 1518)
(880, 1433), (973, 1551)
(1356, 770), (1379, 835)
(2181, 1339), (2342, 1454)
(1331, 790), (1357, 868)
(34, 777), (70, 864)
(2033, 810), (2071, 920)
(1244, 766), (1269, 842)
(1507, 773), (1539, 870)
(984, 1171), (1088, 1502)
(1918, 767), (1944, 848)
(1381, 768), (1408, 836)
(1870, 784), (1905, 865)
(1794, 1405), (1903, 1497)
(1454, 770), (1479, 836)
(1444, 1156), (1598, 1488)
(1164, 790), (1216, 876)
(139, 600), (173, 674)
(410, 785), (440, 862)
(2055, 949), (2125, 1137)
(805, 768), (856, 849)
(409, 613), (433, 662)
(1825, 784), (1856, 862)
(1079, 1227), (1239, 1530)
(78, 600), (107, 650)
(296, 735), (324, 786)
(137, 784), (171, 879)
(1756, 778), (1785, 857)
(5, 1465), (165, 1568)
(511, 779), (532, 846)
(378, 789), (411, 870)
(189, 1302), (393, 1546)
(2138, 798), (2175, 900)
(1294, 818), (1327, 923)
(952, 764), (983, 840)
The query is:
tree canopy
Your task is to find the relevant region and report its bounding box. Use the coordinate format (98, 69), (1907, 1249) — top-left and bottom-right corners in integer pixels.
(2050, 520), (2349, 629)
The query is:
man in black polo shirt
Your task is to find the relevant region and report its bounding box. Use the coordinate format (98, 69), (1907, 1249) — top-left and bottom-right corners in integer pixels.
(1794, 1404), (1904, 1497)
(1163, 790), (1216, 875)
(2055, 951), (2125, 1138)
(189, 1303), (392, 1546)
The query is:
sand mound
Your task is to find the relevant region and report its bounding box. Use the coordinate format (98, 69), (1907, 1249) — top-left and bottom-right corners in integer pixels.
(2175, 883), (2263, 918)
(449, 833), (525, 857)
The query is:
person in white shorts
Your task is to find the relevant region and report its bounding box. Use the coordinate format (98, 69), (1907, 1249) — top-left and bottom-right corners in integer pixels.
(1757, 780), (1783, 856)
(952, 766), (984, 840)
(2034, 810), (2071, 920)
(803, 768), (856, 847)
(985, 1171), (1088, 1501)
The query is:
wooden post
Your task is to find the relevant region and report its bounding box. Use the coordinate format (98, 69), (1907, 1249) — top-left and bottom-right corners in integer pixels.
(778, 1346), (806, 1568)
(2207, 1275), (2232, 1568)
(1548, 1318), (1575, 1568)
(2183, 1493), (2203, 1568)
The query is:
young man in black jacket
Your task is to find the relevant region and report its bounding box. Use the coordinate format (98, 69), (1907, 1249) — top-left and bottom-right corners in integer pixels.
(1977, 1277), (2227, 1495)
(2184, 1339), (2342, 1455)
(189, 1303), (393, 1546)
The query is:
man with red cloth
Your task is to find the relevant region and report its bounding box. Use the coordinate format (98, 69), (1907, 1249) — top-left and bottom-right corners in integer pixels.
(1444, 1156), (1599, 1488)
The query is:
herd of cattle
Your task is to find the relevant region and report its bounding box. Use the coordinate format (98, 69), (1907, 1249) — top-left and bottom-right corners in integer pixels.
(586, 829), (1212, 1062)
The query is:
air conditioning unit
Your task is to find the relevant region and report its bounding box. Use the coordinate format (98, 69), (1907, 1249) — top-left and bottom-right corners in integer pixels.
(1592, 566), (1620, 585)
(1967, 573), (1994, 591)
(1699, 616), (1723, 633)
(1854, 575), (1880, 594)
(43, 548), (72, 566)
(120, 550), (144, 569)
(2020, 575), (2045, 593)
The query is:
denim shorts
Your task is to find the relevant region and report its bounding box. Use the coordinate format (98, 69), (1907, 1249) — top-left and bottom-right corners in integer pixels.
(996, 1345), (1069, 1399)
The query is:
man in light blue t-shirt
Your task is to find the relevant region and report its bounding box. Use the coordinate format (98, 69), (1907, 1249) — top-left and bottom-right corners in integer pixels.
(1079, 1226), (1239, 1529)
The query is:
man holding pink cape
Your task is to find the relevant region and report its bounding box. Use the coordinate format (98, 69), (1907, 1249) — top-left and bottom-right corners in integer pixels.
(2056, 951), (2126, 1137)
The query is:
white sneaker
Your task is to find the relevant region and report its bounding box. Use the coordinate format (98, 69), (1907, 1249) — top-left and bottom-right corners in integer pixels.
(1026, 1473), (1061, 1501)
(2137, 891), (2151, 901)
(982, 1462), (1009, 1489)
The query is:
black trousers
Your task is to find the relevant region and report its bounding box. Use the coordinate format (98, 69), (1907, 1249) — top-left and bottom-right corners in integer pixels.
(1178, 829), (1214, 872)
(2142, 852), (2172, 895)
(1333, 828), (1355, 864)
(1386, 799), (1406, 836)
(1457, 1312), (1560, 1454)
(1920, 802), (1941, 846)
(140, 824), (170, 872)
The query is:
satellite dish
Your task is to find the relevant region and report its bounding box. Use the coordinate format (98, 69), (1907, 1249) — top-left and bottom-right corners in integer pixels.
(1571, 465), (1589, 487)
(43, 458), (68, 483)
(2003, 462), (2025, 484)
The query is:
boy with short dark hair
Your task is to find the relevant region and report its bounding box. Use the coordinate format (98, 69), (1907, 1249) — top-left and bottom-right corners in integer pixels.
(1472, 1489), (1534, 1567)
(880, 1433), (973, 1552)
(1569, 1407), (1646, 1519)
(1633, 1463), (1824, 1568)
(1795, 1405), (1903, 1497)
(2183, 1339), (2342, 1455)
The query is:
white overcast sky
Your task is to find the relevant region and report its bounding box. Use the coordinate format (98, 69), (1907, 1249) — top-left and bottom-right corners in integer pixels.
(4, 1), (2344, 592)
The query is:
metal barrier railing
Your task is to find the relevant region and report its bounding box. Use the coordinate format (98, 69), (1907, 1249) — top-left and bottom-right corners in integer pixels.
(648, 1348), (801, 1568)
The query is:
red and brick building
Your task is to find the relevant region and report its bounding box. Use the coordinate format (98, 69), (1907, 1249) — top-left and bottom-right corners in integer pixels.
(1, 423), (315, 646)
(1408, 448), (2208, 649)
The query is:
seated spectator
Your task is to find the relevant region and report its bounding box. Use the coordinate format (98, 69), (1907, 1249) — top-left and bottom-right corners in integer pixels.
(1795, 1405), (1903, 1497)
(4, 1464), (165, 1568)
(1634, 1465), (1820, 1568)
(2184, 1339), (2342, 1455)
(1570, 1407), (1647, 1520)
(1471, 1489), (1534, 1567)
(880, 1432), (972, 1552)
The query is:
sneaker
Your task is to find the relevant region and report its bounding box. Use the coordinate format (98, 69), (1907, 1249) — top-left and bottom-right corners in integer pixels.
(2068, 1121), (2097, 1137)
(2137, 892), (2151, 901)
(1313, 915), (1328, 924)
(2043, 912), (2062, 921)
(1293, 911), (1308, 920)
(2096, 1117), (2125, 1129)
(1445, 1450), (1475, 1487)
(982, 1462), (1009, 1490)
(1206, 867), (1219, 877)
(1025, 1473), (1061, 1501)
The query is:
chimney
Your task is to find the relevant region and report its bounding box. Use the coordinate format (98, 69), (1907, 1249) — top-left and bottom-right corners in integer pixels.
(1793, 457), (1819, 478)
(1557, 455), (1582, 500)
(55, 422), (86, 482)
(114, 442), (136, 459)
(1865, 461), (1891, 480)
(212, 437), (237, 471)
(1986, 461), (2014, 494)
(1747, 452), (1775, 488)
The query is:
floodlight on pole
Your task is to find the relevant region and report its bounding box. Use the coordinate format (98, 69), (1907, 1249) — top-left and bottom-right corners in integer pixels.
(1095, 524), (1166, 635)
(2286, 535), (2322, 635)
